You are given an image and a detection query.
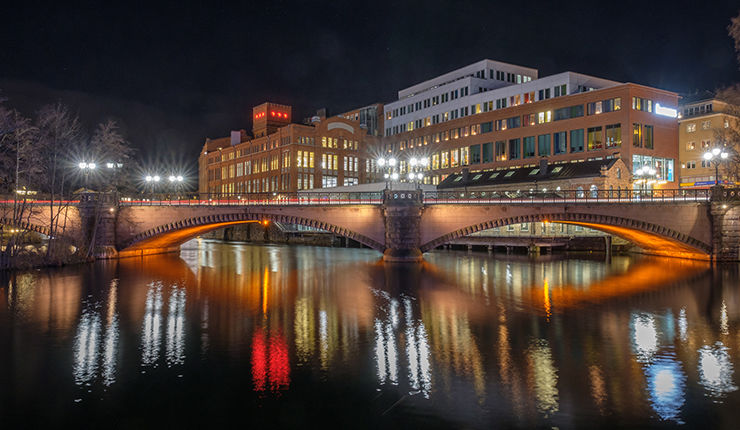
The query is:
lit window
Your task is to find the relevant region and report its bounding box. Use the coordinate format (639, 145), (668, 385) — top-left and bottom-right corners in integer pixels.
(529, 168), (540, 176)
(504, 171), (515, 177)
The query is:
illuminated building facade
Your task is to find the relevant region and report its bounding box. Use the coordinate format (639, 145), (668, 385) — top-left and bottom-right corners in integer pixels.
(198, 102), (382, 195)
(678, 97), (736, 188)
(382, 59), (680, 189)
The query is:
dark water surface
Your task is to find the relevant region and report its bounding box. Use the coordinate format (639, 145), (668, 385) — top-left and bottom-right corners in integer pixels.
(2, 240), (740, 428)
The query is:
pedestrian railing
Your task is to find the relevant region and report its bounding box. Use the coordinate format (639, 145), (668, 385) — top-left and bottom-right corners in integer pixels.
(423, 189), (712, 204)
(0, 188), (718, 207)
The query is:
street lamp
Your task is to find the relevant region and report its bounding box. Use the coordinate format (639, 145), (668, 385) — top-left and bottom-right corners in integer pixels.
(169, 174), (184, 196)
(703, 147), (730, 186)
(634, 166), (657, 194)
(145, 174), (161, 195)
(79, 161), (96, 189)
(377, 157), (399, 189)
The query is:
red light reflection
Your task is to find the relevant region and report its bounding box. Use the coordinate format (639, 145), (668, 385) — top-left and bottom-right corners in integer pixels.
(251, 328), (290, 392)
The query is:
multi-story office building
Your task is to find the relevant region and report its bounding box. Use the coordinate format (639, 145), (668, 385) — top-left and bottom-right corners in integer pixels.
(198, 102), (381, 195)
(382, 59), (680, 189)
(336, 103), (384, 137)
(678, 96), (736, 188)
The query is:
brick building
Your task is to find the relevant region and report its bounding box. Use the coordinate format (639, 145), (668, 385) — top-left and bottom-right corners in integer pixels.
(382, 60), (679, 189)
(678, 96), (737, 188)
(198, 102), (382, 195)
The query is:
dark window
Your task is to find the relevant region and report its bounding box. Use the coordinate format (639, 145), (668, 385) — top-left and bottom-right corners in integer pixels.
(538, 134), (551, 156)
(644, 125), (654, 149)
(553, 132), (567, 154)
(481, 121), (493, 133)
(470, 145), (481, 164)
(523, 136), (535, 158)
(509, 138), (521, 159)
(482, 142), (493, 163)
(570, 129), (584, 152)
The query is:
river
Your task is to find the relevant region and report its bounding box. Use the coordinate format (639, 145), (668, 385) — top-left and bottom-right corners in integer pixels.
(1, 240), (739, 428)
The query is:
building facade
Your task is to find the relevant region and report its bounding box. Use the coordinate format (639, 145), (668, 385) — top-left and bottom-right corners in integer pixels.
(198, 102), (382, 195)
(382, 60), (679, 189)
(678, 97), (735, 188)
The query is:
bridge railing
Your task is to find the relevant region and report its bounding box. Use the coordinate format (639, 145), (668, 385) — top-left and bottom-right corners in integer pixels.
(423, 188), (712, 204)
(117, 192), (385, 206)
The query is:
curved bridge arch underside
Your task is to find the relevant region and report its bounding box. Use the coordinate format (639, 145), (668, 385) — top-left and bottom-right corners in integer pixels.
(120, 212), (386, 254)
(421, 212), (712, 260)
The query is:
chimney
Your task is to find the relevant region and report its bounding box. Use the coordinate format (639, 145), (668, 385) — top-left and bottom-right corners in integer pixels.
(538, 158), (548, 178)
(230, 131), (241, 146)
(462, 168), (470, 183)
(600, 164), (608, 177)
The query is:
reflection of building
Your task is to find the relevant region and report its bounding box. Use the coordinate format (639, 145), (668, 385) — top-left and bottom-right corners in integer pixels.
(678, 96), (736, 188)
(198, 102), (383, 195)
(382, 59), (679, 188)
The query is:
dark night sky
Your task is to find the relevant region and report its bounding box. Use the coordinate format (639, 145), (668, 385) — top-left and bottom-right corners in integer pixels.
(2, 0), (740, 167)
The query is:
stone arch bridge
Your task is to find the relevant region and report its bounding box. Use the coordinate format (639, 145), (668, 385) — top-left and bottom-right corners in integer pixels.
(3, 188), (740, 261)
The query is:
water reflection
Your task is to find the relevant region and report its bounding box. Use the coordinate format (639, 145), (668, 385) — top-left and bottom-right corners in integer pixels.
(646, 355), (686, 423)
(6, 244), (740, 428)
(72, 279), (119, 387)
(698, 342), (738, 400)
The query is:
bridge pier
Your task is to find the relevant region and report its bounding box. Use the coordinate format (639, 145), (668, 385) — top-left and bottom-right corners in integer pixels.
(382, 189), (424, 263)
(79, 192), (119, 259)
(710, 187), (740, 261)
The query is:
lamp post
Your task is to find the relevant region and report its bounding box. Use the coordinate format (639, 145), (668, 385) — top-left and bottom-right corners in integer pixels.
(377, 157), (398, 189)
(168, 174), (184, 197)
(145, 174), (161, 196)
(633, 166), (657, 195)
(703, 147), (729, 186)
(78, 162), (96, 189)
(407, 156), (428, 189)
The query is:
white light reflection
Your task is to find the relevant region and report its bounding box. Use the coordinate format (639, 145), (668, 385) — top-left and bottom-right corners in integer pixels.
(720, 301), (729, 336)
(646, 357), (686, 423)
(698, 342), (738, 400)
(678, 308), (688, 342)
(73, 281), (120, 387)
(102, 282), (119, 386)
(527, 338), (559, 417)
(165, 286), (186, 366)
(73, 307), (102, 385)
(374, 319), (387, 384)
(319, 310), (329, 369)
(631, 313), (658, 363)
(141, 282), (163, 367)
(403, 298), (431, 398)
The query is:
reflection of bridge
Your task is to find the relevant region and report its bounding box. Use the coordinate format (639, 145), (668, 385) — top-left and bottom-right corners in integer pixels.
(3, 187), (740, 261)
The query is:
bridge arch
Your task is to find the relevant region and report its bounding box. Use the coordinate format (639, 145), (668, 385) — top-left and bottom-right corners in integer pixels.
(420, 212), (712, 259)
(120, 211), (386, 253)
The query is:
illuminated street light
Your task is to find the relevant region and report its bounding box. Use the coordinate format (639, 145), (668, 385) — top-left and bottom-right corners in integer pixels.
(634, 166), (658, 194)
(391, 172), (399, 181)
(704, 147), (730, 186)
(79, 161), (96, 188)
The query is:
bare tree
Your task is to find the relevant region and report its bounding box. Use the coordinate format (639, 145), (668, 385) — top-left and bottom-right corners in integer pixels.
(89, 119), (137, 192)
(0, 96), (45, 269)
(730, 11), (740, 69)
(35, 103), (82, 261)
